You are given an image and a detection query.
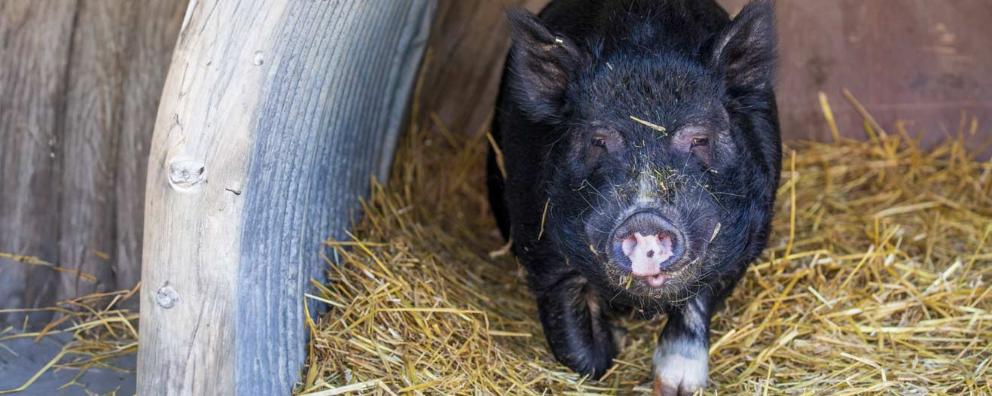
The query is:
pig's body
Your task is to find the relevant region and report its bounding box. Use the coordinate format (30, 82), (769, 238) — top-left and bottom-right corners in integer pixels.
(488, 0), (780, 394)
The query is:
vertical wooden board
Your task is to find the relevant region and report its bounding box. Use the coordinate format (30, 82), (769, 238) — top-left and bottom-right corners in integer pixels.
(57, 0), (188, 300)
(0, 0), (187, 321)
(0, 0), (78, 326)
(138, 1), (434, 394)
(56, 0), (127, 301)
(137, 2), (274, 392)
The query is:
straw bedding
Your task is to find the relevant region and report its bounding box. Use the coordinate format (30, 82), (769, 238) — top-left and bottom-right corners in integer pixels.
(298, 104), (992, 395)
(2, 102), (989, 395)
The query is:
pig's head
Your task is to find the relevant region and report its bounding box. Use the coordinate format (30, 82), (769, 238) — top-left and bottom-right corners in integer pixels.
(506, 2), (780, 305)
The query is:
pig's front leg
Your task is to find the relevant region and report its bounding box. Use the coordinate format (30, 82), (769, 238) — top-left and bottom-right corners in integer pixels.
(535, 274), (617, 379)
(653, 295), (713, 396)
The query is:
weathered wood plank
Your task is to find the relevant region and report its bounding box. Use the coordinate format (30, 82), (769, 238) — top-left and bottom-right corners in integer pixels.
(237, 3), (434, 393)
(0, 1), (79, 326)
(137, 1), (434, 394)
(56, 0), (127, 302)
(0, 0), (186, 324)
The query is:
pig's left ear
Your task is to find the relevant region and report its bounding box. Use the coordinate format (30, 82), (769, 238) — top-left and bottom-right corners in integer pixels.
(505, 8), (587, 122)
(708, 0), (776, 93)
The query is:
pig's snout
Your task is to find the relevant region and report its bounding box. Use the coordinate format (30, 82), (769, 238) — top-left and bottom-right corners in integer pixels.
(612, 212), (685, 286)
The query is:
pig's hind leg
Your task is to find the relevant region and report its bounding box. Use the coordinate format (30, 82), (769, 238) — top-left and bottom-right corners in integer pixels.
(653, 295), (712, 396)
(535, 275), (618, 379)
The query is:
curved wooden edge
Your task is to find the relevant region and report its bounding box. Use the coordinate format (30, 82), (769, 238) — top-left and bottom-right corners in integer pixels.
(138, 1), (435, 394)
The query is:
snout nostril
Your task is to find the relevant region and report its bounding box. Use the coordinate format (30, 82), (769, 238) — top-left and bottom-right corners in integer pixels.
(621, 234), (637, 256)
(646, 250), (654, 258)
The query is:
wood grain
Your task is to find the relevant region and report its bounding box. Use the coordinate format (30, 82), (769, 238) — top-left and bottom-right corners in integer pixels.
(0, 0), (186, 325)
(775, 0), (992, 149)
(0, 0), (76, 326)
(137, 1), (434, 394)
(57, 0), (121, 303)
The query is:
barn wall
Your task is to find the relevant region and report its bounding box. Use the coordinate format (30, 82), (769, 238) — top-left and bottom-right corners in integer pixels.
(421, 0), (991, 149)
(774, 0), (992, 149)
(0, 0), (187, 325)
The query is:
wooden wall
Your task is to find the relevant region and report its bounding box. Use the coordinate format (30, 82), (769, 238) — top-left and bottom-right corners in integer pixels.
(774, 0), (992, 149)
(0, 0), (188, 326)
(421, 0), (991, 150)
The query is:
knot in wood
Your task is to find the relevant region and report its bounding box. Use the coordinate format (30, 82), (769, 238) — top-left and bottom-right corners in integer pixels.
(168, 158), (206, 190)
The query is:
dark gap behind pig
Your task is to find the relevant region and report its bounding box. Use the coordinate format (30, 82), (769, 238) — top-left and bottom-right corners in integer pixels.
(486, 0), (780, 394)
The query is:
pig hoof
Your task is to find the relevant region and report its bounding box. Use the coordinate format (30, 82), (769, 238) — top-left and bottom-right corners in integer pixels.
(652, 377), (704, 396)
(652, 347), (707, 396)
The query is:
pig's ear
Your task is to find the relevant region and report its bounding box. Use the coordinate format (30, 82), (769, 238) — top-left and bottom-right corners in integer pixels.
(708, 0), (776, 93)
(505, 8), (586, 122)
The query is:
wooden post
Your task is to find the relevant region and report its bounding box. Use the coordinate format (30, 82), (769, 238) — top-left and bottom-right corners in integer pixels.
(137, 1), (434, 394)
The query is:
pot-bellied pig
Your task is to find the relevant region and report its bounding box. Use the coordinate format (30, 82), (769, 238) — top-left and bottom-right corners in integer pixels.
(488, 1), (780, 394)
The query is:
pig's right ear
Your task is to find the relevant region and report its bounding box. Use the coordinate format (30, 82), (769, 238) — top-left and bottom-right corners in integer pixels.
(505, 8), (585, 122)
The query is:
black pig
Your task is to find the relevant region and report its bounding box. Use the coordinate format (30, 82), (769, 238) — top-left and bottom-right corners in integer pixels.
(487, 0), (780, 394)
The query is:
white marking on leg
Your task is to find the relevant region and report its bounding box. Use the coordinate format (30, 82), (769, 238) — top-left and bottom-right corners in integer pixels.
(653, 337), (708, 395)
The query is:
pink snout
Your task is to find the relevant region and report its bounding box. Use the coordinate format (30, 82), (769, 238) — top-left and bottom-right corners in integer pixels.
(621, 232), (674, 277)
(612, 212), (685, 287)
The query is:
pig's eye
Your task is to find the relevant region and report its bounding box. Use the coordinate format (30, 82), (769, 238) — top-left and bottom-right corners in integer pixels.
(673, 126), (714, 165)
(586, 130), (621, 156)
(689, 135), (712, 164)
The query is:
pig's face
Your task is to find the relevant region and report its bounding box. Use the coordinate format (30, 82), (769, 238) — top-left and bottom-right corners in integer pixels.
(548, 62), (733, 301)
(506, 8), (779, 304)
